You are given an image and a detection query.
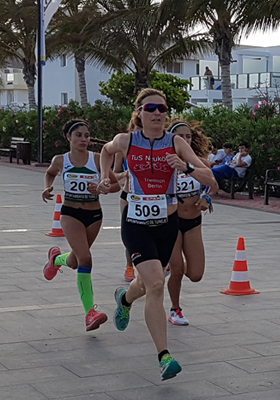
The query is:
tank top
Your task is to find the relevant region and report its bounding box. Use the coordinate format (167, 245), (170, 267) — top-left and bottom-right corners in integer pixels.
(126, 130), (177, 206)
(177, 173), (201, 198)
(62, 152), (100, 202)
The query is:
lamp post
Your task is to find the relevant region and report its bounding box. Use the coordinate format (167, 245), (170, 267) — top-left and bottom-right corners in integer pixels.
(37, 0), (43, 163)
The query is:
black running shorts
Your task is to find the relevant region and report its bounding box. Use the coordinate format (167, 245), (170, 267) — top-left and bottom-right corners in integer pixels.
(121, 205), (179, 267)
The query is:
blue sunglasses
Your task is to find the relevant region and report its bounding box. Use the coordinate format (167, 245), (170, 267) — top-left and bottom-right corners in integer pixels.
(138, 103), (168, 113)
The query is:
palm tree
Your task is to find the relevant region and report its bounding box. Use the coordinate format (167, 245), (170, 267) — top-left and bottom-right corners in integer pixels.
(0, 0), (37, 109)
(162, 0), (274, 110)
(85, 0), (209, 92)
(47, 0), (136, 106)
(47, 0), (98, 107)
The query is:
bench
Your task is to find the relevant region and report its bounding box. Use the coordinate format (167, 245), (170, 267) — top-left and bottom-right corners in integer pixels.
(218, 159), (255, 199)
(0, 137), (31, 164)
(264, 169), (280, 205)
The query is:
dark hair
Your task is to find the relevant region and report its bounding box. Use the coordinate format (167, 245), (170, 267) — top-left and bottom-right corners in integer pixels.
(239, 141), (250, 149)
(166, 117), (210, 158)
(130, 88), (166, 129)
(211, 142), (217, 149)
(62, 119), (89, 138)
(223, 142), (233, 149)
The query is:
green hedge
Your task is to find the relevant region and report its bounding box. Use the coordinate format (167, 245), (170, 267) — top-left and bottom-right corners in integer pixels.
(0, 100), (132, 163)
(184, 102), (280, 190)
(1, 100), (280, 191)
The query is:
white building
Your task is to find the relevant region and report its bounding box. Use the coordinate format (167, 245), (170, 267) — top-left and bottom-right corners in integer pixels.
(0, 67), (29, 108)
(2, 45), (280, 109)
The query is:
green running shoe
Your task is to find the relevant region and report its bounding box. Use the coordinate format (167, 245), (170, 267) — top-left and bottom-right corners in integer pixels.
(113, 287), (131, 331)
(160, 355), (182, 381)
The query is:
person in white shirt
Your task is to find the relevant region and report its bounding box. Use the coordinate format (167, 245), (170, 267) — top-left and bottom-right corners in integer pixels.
(212, 142), (252, 180)
(208, 143), (226, 168)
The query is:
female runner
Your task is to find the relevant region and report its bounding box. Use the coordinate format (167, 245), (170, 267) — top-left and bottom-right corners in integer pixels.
(166, 118), (214, 326)
(42, 119), (120, 332)
(97, 89), (218, 380)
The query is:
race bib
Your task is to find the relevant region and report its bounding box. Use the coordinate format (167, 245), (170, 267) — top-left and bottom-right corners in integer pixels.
(64, 172), (99, 201)
(177, 174), (200, 198)
(127, 194), (168, 226)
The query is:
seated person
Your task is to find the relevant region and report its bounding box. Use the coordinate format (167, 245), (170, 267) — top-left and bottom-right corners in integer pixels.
(208, 143), (226, 168)
(221, 142), (234, 165)
(212, 142), (252, 180)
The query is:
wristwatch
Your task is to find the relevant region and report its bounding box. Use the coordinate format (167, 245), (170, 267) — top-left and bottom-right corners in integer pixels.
(184, 162), (195, 175)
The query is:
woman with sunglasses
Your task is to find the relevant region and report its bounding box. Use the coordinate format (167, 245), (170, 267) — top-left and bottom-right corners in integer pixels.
(166, 118), (214, 326)
(98, 88), (217, 380)
(42, 119), (120, 332)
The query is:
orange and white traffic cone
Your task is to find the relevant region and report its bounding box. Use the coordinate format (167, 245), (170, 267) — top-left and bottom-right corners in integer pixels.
(221, 237), (259, 296)
(46, 194), (65, 237)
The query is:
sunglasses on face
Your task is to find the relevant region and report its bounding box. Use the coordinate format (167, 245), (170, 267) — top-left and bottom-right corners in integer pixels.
(138, 103), (168, 113)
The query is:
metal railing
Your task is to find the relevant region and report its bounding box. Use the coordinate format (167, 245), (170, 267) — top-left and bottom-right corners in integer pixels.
(190, 72), (280, 90)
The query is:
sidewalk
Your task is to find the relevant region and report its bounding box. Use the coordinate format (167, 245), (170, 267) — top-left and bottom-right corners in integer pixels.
(1, 162), (280, 399)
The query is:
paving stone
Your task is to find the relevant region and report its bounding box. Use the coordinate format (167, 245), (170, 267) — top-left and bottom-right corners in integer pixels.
(1, 163), (280, 400)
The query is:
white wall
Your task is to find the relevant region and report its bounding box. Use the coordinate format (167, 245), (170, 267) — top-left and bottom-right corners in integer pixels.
(85, 65), (112, 104)
(15, 90), (28, 104)
(41, 58), (76, 106)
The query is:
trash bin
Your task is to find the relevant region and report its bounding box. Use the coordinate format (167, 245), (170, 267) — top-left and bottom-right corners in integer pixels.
(16, 142), (31, 164)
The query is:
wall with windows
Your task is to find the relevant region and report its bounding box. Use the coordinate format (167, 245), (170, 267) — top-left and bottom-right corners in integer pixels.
(42, 58), (76, 106)
(0, 89), (28, 107)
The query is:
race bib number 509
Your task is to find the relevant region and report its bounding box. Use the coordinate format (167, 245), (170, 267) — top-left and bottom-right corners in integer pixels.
(127, 194), (168, 226)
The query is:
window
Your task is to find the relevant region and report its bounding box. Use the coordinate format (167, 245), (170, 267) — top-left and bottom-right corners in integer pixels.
(166, 62), (183, 74)
(243, 57), (266, 74)
(273, 56), (280, 72)
(6, 73), (14, 84)
(60, 55), (67, 67)
(7, 91), (14, 104)
(61, 93), (68, 105)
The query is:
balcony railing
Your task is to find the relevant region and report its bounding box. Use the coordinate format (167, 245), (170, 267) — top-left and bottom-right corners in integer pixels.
(190, 72), (280, 91)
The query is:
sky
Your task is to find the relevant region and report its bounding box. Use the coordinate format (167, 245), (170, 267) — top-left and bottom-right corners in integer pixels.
(240, 28), (280, 47)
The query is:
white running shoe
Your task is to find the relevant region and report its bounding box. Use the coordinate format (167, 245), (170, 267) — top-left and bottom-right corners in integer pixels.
(168, 308), (189, 325)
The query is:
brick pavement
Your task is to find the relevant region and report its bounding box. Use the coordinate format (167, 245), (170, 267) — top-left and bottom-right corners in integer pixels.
(1, 161), (280, 399)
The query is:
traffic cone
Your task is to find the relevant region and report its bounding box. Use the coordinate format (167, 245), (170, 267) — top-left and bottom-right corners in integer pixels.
(46, 194), (65, 237)
(221, 237), (259, 296)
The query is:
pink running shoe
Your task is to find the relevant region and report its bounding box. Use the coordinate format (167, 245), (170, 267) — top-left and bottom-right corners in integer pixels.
(124, 266), (136, 282)
(85, 308), (108, 331)
(43, 247), (62, 280)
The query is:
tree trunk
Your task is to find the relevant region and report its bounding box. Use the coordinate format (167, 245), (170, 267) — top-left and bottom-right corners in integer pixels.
(75, 55), (88, 107)
(27, 84), (36, 110)
(22, 63), (36, 109)
(220, 63), (232, 110)
(135, 68), (150, 93)
(214, 29), (233, 110)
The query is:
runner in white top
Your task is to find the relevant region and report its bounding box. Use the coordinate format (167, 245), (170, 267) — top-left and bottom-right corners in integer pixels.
(42, 119), (119, 332)
(166, 118), (217, 326)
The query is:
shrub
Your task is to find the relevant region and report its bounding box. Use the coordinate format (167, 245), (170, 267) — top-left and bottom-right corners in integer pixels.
(99, 70), (191, 113)
(0, 101), (131, 162)
(184, 104), (280, 189)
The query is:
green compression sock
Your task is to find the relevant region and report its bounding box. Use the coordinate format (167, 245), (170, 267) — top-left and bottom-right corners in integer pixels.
(54, 252), (70, 266)
(77, 266), (94, 315)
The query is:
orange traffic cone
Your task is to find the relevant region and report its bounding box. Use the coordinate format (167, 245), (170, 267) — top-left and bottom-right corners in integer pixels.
(46, 194), (65, 237)
(221, 237), (259, 296)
